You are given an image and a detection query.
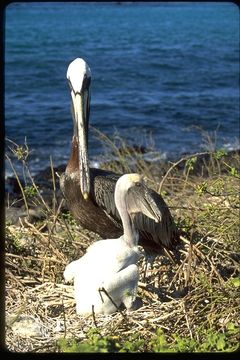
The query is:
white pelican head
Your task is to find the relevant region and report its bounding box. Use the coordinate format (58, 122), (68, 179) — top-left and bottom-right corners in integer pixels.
(115, 173), (161, 223)
(66, 58), (92, 200)
(67, 58), (91, 94)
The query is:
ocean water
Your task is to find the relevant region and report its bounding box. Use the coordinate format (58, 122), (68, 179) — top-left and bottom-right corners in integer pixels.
(4, 2), (239, 176)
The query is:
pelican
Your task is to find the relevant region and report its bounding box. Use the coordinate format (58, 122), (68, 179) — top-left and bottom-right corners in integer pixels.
(60, 58), (179, 255)
(64, 173), (160, 315)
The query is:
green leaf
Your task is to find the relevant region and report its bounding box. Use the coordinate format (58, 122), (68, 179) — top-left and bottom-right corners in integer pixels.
(214, 149), (227, 160)
(216, 336), (226, 351)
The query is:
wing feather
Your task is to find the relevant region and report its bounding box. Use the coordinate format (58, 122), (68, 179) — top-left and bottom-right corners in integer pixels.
(91, 169), (178, 254)
(92, 170), (121, 225)
(126, 184), (178, 251)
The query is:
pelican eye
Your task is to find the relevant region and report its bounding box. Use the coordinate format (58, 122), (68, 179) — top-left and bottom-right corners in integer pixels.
(68, 79), (74, 92)
(135, 182), (141, 187)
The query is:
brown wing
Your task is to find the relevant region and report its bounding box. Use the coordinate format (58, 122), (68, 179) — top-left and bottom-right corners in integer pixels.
(91, 168), (121, 227)
(127, 184), (178, 252)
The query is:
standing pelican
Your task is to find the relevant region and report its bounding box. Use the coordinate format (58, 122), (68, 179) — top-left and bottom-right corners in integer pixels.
(60, 58), (179, 255)
(64, 173), (159, 315)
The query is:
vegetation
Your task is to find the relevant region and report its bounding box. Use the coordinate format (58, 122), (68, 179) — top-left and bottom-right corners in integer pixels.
(5, 132), (240, 353)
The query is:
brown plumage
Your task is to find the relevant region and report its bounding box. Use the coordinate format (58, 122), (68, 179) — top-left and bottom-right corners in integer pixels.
(60, 58), (179, 256)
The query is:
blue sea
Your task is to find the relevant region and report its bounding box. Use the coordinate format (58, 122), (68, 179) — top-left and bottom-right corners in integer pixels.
(5, 2), (239, 176)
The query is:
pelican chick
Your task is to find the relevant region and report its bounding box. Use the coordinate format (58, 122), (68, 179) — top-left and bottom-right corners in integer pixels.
(64, 173), (160, 316)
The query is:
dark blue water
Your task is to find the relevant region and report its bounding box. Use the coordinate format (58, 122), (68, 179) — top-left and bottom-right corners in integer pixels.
(5, 2), (239, 175)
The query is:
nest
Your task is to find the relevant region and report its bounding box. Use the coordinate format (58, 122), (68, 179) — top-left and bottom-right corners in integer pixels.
(5, 214), (240, 353)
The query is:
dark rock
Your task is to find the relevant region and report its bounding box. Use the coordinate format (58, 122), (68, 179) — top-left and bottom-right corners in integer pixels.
(34, 164), (66, 186)
(6, 207), (28, 225)
(116, 145), (149, 156)
(6, 205), (47, 226)
(5, 162), (69, 227)
(5, 177), (22, 196)
(5, 163), (67, 208)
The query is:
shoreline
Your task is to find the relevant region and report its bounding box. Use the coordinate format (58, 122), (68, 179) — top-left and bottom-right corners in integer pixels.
(5, 147), (240, 194)
(5, 146), (240, 178)
(5, 147), (239, 226)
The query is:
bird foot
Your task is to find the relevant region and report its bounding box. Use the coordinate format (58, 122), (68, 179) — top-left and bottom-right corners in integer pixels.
(126, 296), (143, 312)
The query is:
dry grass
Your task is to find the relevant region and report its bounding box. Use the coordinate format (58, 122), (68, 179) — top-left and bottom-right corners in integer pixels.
(4, 135), (240, 353)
